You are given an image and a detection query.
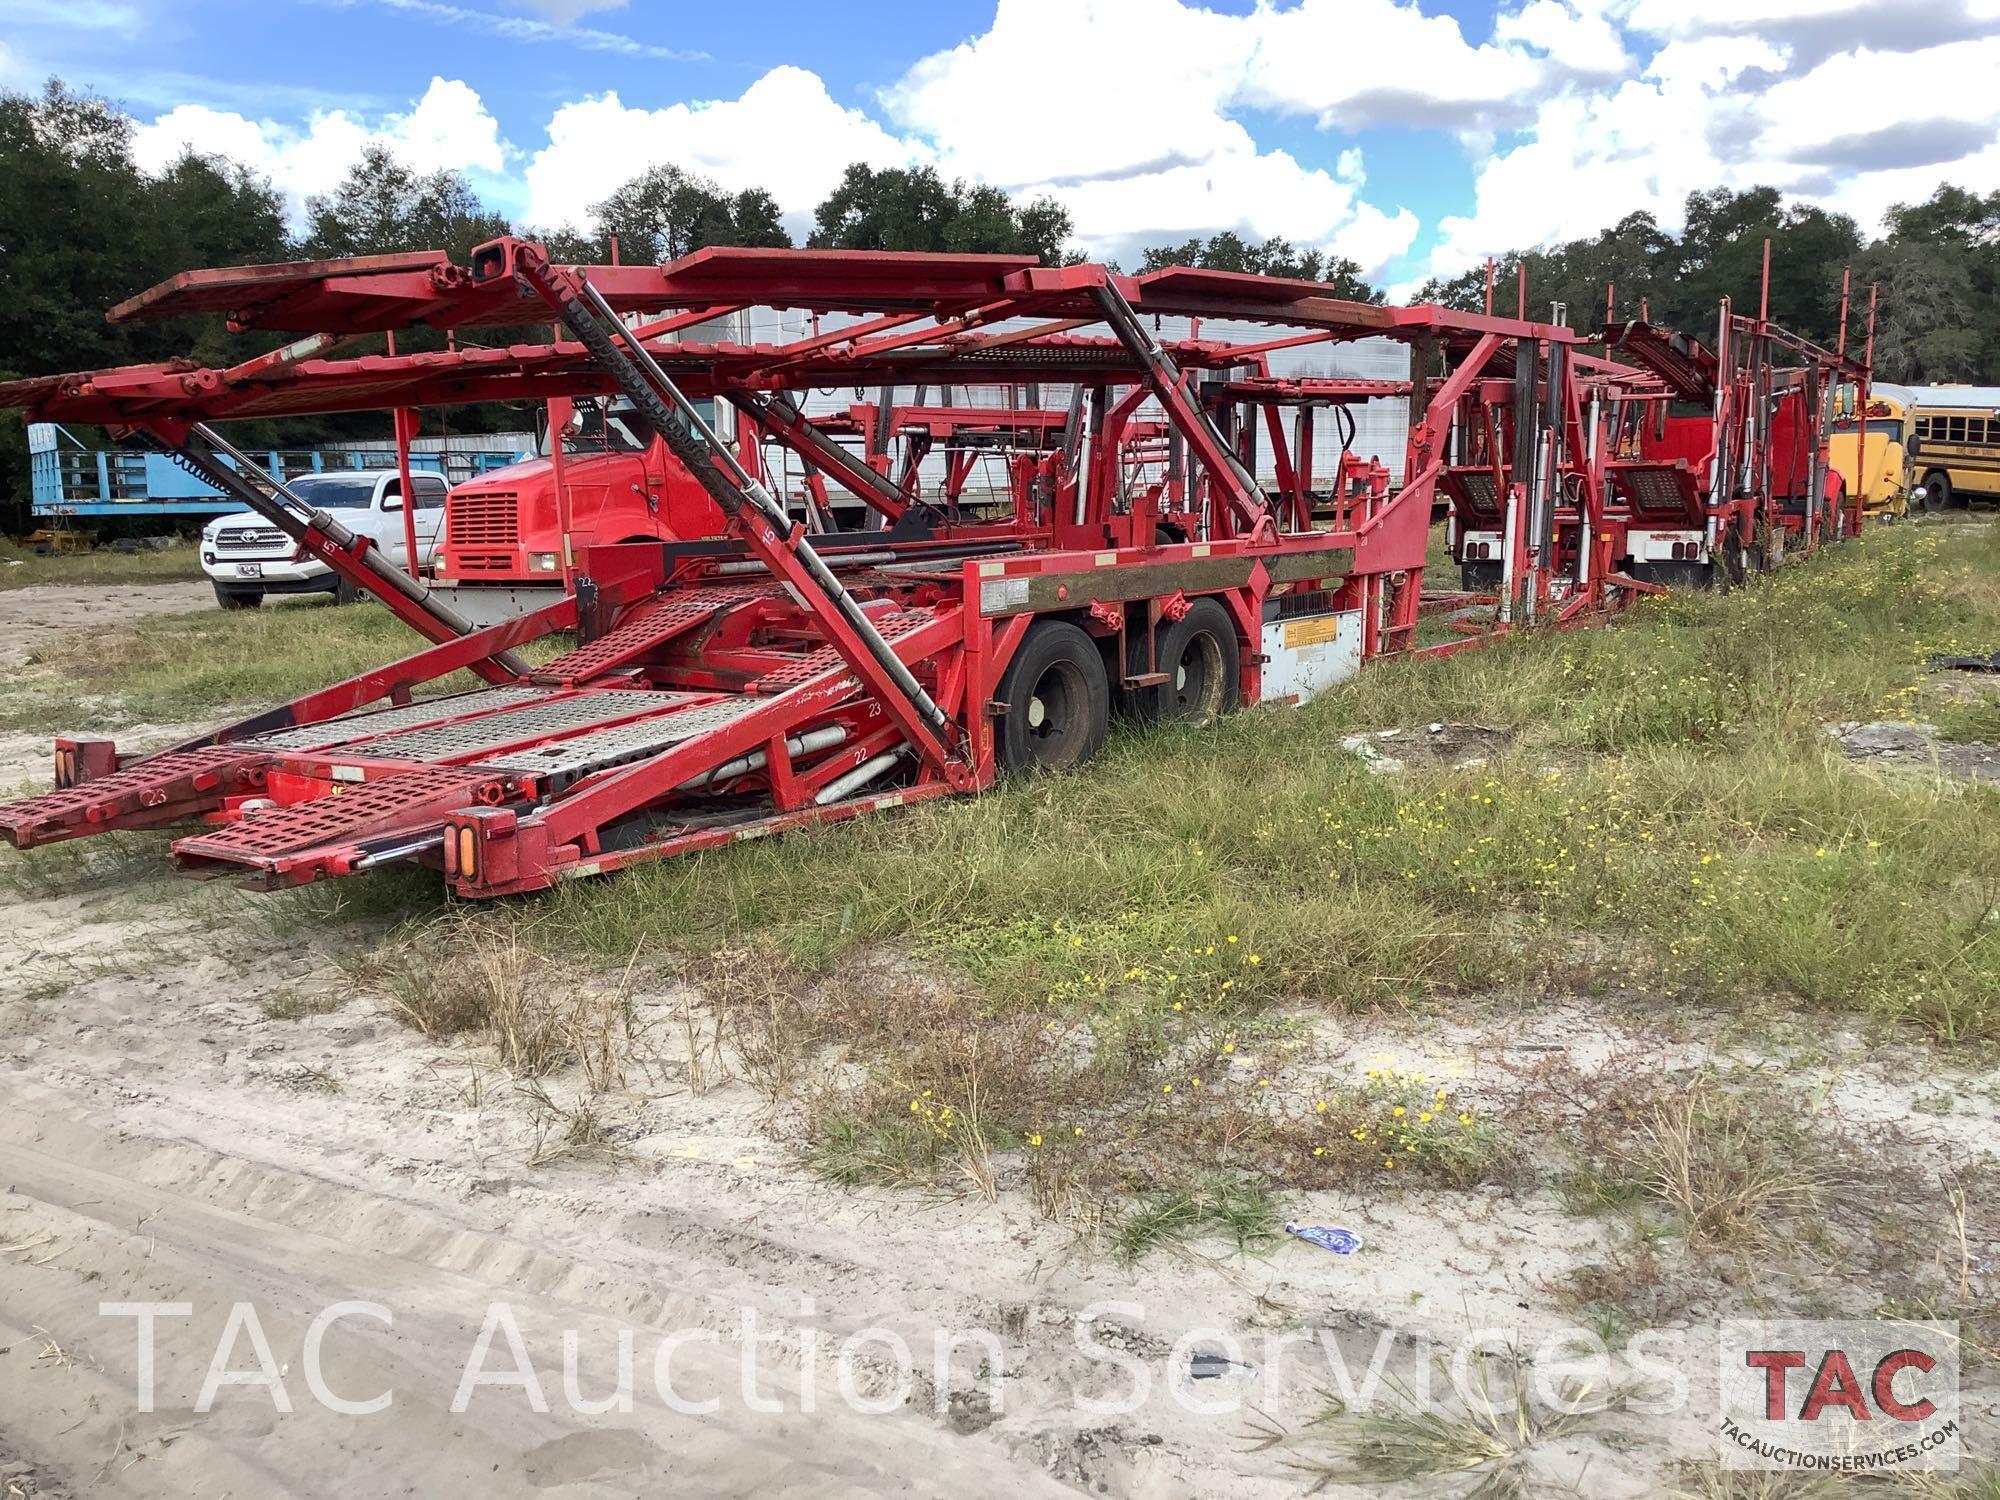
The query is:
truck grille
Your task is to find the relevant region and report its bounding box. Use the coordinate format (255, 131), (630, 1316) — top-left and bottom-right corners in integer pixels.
(448, 491), (520, 549)
(214, 526), (289, 551)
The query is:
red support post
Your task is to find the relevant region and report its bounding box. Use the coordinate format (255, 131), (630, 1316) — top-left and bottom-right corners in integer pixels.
(393, 405), (422, 579)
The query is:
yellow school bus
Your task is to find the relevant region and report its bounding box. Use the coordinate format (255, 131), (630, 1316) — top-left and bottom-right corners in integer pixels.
(1907, 384), (2000, 510)
(1829, 383), (1912, 518)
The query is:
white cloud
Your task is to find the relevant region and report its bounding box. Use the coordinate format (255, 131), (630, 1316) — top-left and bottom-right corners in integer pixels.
(879, 0), (1571, 277)
(1493, 0), (1631, 74)
(507, 0), (627, 21)
(130, 76), (507, 214)
(521, 67), (920, 238)
(1422, 23), (2000, 281)
(2, 0), (144, 26)
(91, 0), (2000, 296)
(331, 0), (703, 61)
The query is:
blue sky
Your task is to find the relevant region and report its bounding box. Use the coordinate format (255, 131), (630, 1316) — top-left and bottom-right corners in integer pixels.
(3, 0), (1996, 294)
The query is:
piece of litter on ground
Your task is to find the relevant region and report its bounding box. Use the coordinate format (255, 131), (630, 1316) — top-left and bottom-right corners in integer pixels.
(1188, 1353), (1254, 1379)
(1283, 1220), (1362, 1255)
(1929, 651), (2000, 673)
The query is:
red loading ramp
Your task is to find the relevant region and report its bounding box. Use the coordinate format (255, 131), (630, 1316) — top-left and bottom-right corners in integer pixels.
(1608, 460), (1705, 525)
(530, 584), (778, 686)
(236, 686), (553, 753)
(749, 611), (943, 693)
(0, 746), (271, 849)
(172, 766), (512, 886)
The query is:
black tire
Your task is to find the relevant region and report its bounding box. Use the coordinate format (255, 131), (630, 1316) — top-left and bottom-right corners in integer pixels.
(333, 574), (362, 605)
(213, 583), (262, 611)
(1140, 598), (1241, 725)
(1919, 471), (1952, 513)
(995, 620), (1110, 774)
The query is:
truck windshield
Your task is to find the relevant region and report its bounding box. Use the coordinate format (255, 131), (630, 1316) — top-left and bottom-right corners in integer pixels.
(544, 397), (689, 456)
(285, 473), (380, 508)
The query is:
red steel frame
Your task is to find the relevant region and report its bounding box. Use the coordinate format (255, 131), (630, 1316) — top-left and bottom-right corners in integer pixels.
(1595, 246), (1873, 584)
(0, 241), (1757, 899)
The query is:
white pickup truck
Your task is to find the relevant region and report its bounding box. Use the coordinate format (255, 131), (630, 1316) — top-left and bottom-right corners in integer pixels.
(199, 469), (448, 609)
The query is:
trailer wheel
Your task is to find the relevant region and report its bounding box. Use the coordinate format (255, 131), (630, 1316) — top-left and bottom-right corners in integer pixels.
(1141, 598), (1241, 725)
(212, 583), (262, 611)
(1919, 471), (1952, 513)
(996, 620), (1110, 773)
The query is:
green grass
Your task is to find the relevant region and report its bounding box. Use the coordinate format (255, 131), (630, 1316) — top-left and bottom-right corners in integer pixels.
(1110, 1173), (1281, 1261)
(517, 524), (2000, 1044)
(0, 596), (568, 734)
(0, 538), (205, 590)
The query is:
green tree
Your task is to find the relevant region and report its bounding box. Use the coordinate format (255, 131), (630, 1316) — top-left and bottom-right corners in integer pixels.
(591, 163), (789, 264)
(1666, 187), (1861, 346)
(302, 145), (511, 262)
(1417, 211), (1676, 327)
(0, 80), (290, 524)
(1858, 184), (2000, 381)
(808, 165), (1073, 260)
(1138, 231), (1382, 302)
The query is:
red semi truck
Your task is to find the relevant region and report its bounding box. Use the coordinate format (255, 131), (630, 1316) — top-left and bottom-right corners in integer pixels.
(437, 395), (729, 617)
(433, 392), (1071, 621)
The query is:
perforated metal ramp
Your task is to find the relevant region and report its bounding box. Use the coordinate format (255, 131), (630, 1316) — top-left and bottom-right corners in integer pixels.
(240, 686), (553, 752)
(172, 765), (508, 881)
(750, 611), (939, 693)
(532, 584), (781, 686)
(0, 746), (270, 849)
(1612, 460), (1701, 521)
(330, 689), (696, 764)
(485, 698), (770, 782)
(1439, 468), (1502, 522)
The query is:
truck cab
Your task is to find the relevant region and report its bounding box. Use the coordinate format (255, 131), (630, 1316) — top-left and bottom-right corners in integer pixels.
(439, 396), (726, 586)
(201, 468), (446, 609)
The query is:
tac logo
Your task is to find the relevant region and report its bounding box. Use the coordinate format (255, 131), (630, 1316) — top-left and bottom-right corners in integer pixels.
(1719, 1320), (1960, 1473)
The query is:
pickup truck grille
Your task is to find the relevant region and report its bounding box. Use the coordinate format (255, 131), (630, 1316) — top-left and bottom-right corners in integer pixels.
(448, 491), (520, 549)
(214, 526), (289, 551)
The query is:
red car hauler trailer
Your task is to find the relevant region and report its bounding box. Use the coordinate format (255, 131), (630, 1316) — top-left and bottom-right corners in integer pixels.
(1595, 256), (1874, 589)
(0, 242), (1732, 896)
(435, 375), (1402, 622)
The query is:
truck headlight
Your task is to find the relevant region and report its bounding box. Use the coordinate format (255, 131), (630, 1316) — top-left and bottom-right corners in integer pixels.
(528, 552), (560, 573)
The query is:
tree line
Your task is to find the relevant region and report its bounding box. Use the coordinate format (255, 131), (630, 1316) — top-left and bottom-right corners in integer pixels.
(1, 76), (1994, 525)
(1416, 184), (2000, 386)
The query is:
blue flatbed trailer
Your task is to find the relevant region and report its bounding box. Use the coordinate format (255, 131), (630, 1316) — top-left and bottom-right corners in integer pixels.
(27, 424), (525, 518)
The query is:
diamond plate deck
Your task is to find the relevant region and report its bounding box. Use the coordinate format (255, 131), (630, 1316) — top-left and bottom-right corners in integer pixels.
(532, 584), (781, 685)
(330, 689), (690, 763)
(485, 698), (770, 778)
(239, 686), (554, 752)
(1616, 462), (1696, 520)
(0, 746), (267, 848)
(173, 766), (502, 864)
(749, 611), (940, 692)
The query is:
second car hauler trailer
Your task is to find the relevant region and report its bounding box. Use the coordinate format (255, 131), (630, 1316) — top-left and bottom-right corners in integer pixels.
(0, 242), (1858, 896)
(426, 308), (1415, 625)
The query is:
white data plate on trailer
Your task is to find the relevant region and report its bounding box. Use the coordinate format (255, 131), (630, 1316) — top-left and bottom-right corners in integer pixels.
(1259, 609), (1362, 705)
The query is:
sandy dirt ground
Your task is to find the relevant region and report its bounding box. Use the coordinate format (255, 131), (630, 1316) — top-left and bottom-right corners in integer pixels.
(0, 581), (214, 670)
(0, 858), (1991, 1498)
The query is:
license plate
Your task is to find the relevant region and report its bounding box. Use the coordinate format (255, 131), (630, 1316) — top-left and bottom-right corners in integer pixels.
(235, 563), (263, 579)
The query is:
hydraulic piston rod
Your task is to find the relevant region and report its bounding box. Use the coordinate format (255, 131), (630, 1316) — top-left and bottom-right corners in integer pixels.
(176, 425), (528, 680)
(506, 247), (967, 781)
